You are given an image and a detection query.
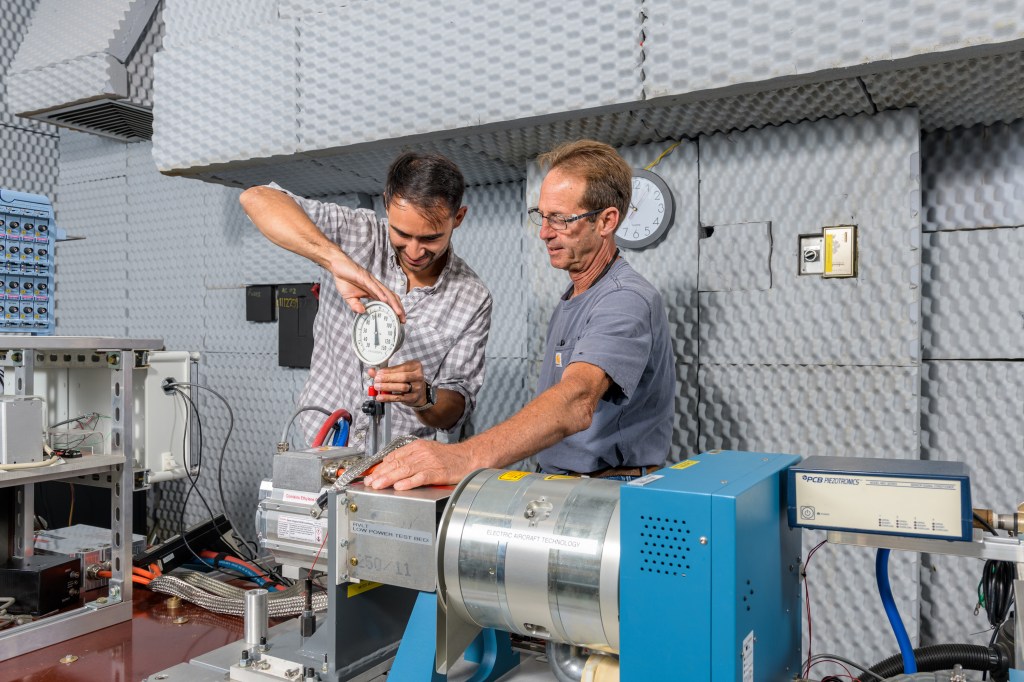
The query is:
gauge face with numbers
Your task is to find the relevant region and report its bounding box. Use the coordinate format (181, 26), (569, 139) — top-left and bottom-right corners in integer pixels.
(615, 168), (675, 250)
(351, 301), (405, 366)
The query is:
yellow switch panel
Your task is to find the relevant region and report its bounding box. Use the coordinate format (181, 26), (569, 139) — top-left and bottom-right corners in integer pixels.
(823, 225), (857, 278)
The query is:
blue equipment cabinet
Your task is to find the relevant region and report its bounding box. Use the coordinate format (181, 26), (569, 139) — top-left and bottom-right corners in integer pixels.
(0, 189), (63, 335)
(620, 450), (803, 681)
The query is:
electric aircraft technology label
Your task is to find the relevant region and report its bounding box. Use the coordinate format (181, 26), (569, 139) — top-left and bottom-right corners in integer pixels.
(466, 523), (599, 555)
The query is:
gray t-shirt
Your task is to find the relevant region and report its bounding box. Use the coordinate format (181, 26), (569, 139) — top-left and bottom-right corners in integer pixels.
(535, 258), (674, 474)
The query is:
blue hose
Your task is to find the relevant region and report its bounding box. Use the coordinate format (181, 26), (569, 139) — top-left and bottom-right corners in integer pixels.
(330, 421), (350, 447)
(876, 548), (916, 673)
(200, 556), (279, 591)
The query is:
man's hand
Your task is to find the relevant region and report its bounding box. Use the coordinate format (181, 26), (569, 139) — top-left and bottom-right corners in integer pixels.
(368, 361), (428, 407)
(328, 251), (406, 322)
(363, 440), (477, 490)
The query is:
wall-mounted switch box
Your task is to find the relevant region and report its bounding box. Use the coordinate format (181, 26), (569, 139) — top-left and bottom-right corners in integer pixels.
(246, 284), (276, 322)
(798, 234), (824, 275)
(823, 225), (857, 278)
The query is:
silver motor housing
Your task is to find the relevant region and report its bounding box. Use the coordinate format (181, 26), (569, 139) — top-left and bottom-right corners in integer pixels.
(437, 469), (621, 653)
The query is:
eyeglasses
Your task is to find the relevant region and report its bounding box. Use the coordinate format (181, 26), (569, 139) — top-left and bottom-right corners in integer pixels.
(527, 207), (605, 231)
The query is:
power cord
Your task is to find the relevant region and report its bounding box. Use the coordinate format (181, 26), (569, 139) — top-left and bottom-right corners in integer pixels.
(163, 378), (290, 587)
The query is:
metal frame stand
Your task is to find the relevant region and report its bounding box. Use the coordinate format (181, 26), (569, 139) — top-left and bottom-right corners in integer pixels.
(0, 336), (162, 661)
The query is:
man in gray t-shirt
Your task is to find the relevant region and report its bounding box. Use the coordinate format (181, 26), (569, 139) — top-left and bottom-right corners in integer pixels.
(365, 140), (674, 490)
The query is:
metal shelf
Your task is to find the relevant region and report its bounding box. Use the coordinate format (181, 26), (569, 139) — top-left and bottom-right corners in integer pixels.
(1, 337), (159, 661)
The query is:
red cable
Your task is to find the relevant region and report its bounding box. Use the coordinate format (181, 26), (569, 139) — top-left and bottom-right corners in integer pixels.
(312, 409), (353, 447)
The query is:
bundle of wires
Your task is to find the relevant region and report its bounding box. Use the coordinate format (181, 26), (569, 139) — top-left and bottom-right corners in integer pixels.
(96, 562), (163, 587)
(196, 550), (285, 591)
(162, 379), (291, 589)
(312, 409), (352, 448)
(978, 559), (1016, 646)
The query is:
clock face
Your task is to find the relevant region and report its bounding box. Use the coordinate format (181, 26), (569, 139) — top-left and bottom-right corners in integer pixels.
(351, 301), (404, 366)
(616, 168), (674, 249)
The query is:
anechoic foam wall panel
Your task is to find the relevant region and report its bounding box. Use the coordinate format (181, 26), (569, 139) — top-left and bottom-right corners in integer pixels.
(917, 360), (1024, 646)
(294, 1), (642, 151)
(920, 361), (1023, 511)
(640, 78), (874, 140)
(53, 175), (130, 337)
(921, 120), (1024, 231)
(641, 0), (1024, 99)
(450, 182), (527, 359)
(0, 0), (54, 133)
(699, 110), (922, 366)
(160, 0), (278, 51)
(922, 228), (1024, 360)
(863, 51), (1024, 132)
(152, 21), (297, 171)
(125, 142), (209, 350)
(697, 362), (923, 663)
(0, 124), (59, 197)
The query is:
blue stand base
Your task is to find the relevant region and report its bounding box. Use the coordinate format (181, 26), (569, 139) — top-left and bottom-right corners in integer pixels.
(1009, 668), (1023, 682)
(390, 592), (519, 681)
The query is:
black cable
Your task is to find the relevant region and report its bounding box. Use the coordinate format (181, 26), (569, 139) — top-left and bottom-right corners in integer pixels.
(171, 383), (291, 587)
(979, 560), (1015, 645)
(167, 381), (233, 542)
(174, 389), (213, 566)
(974, 512), (998, 536)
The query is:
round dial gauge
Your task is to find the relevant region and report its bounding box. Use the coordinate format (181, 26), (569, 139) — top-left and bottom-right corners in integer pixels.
(615, 168), (675, 250)
(351, 301), (405, 366)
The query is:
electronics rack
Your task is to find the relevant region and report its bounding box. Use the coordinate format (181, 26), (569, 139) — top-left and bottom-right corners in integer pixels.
(0, 189), (66, 335)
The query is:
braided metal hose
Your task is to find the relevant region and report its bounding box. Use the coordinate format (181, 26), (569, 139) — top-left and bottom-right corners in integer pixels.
(149, 574), (328, 617)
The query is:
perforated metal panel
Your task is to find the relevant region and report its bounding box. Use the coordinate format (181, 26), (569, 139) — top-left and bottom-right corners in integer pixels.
(699, 109), (922, 366)
(921, 120), (1024, 232)
(922, 228), (1024, 360)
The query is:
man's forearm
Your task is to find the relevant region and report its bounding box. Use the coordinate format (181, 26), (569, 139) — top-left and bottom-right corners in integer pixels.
(240, 186), (343, 270)
(413, 389), (465, 430)
(459, 365), (608, 471)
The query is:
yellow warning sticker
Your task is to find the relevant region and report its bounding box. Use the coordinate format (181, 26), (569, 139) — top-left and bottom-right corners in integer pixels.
(824, 233), (834, 274)
(347, 580), (382, 598)
(670, 460), (700, 471)
(543, 475), (576, 480)
(498, 471), (531, 481)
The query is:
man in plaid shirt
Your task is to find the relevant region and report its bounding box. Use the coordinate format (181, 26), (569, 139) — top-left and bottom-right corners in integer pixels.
(241, 152), (493, 448)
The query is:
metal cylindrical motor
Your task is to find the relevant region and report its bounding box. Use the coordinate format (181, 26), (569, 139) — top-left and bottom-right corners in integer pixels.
(244, 588), (269, 650)
(438, 469), (622, 652)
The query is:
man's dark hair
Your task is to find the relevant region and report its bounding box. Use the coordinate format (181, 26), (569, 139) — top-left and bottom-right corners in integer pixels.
(384, 152), (465, 225)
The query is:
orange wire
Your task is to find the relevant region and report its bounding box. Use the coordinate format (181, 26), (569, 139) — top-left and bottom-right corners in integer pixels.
(132, 566), (156, 579)
(96, 570), (149, 586)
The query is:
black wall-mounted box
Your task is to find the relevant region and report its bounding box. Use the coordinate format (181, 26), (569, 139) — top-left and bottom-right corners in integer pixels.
(277, 283), (318, 368)
(246, 284), (277, 322)
(0, 554), (81, 615)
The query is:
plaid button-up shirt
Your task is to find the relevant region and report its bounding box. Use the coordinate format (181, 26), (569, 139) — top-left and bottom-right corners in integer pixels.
(268, 185), (493, 448)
